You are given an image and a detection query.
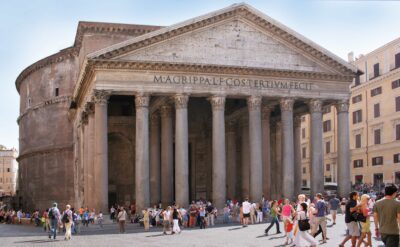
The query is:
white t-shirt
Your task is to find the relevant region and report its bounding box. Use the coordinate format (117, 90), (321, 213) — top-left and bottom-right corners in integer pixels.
(242, 201), (251, 214)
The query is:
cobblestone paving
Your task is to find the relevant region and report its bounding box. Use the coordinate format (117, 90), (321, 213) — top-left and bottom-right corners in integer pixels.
(0, 214), (384, 247)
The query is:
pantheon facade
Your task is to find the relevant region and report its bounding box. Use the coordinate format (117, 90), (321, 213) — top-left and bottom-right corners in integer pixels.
(16, 4), (357, 212)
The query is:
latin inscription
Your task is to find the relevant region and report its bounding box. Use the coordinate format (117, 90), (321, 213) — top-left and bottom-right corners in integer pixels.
(154, 75), (312, 90)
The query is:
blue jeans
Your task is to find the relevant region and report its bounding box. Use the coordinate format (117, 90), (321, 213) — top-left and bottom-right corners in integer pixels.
(265, 216), (280, 234)
(49, 219), (58, 239)
(223, 213), (229, 223)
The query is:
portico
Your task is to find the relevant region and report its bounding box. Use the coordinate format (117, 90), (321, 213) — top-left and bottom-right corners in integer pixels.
(71, 3), (356, 213)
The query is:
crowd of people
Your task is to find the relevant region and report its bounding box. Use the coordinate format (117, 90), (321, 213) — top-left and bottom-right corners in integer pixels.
(2, 183), (400, 246)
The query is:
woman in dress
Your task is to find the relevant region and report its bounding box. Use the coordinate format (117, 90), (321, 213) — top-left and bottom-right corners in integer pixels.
(294, 203), (318, 247)
(357, 194), (372, 247)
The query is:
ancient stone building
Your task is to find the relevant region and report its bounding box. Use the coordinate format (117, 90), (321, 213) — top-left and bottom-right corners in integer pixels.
(16, 3), (357, 212)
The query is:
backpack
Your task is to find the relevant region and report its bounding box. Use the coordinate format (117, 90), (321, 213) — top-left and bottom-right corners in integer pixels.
(62, 212), (69, 223)
(48, 208), (55, 219)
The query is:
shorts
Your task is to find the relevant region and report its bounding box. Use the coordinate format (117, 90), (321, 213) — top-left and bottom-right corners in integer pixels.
(243, 213), (250, 218)
(346, 221), (360, 237)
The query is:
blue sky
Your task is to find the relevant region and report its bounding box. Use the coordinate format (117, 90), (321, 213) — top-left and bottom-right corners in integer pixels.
(0, 0), (399, 151)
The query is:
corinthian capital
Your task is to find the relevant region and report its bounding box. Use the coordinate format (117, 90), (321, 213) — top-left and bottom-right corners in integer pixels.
(92, 90), (110, 105)
(335, 100), (350, 113)
(247, 96), (262, 111)
(84, 102), (95, 115)
(135, 95), (150, 108)
(308, 99), (322, 113)
(173, 94), (189, 109)
(209, 95), (225, 111)
(280, 98), (294, 112)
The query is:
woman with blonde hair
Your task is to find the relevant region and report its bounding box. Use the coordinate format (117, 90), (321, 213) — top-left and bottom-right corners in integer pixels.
(357, 194), (372, 247)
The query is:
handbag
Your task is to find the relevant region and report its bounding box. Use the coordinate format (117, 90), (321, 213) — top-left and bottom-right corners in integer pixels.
(298, 218), (310, 231)
(351, 212), (366, 222)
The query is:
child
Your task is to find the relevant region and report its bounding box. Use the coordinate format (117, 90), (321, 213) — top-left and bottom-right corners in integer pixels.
(285, 216), (294, 245)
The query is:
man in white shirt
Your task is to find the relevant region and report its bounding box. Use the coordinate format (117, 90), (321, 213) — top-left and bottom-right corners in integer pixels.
(242, 198), (251, 227)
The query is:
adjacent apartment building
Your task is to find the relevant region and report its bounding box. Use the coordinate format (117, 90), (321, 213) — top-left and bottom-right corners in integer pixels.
(301, 37), (400, 187)
(0, 145), (18, 196)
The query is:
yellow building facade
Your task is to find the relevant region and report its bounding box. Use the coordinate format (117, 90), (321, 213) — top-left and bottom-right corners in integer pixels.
(0, 145), (18, 197)
(302, 37), (400, 187)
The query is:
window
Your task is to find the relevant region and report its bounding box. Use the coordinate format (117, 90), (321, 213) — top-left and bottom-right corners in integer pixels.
(373, 63), (380, 78)
(355, 75), (360, 86)
(323, 106), (331, 114)
(55, 88), (59, 97)
(325, 141), (331, 154)
(392, 79), (400, 89)
(353, 110), (362, 124)
(372, 156), (383, 166)
(396, 96), (400, 112)
(326, 164), (331, 171)
(353, 159), (363, 168)
(323, 120), (331, 132)
(374, 129), (381, 144)
(396, 53), (400, 69)
(302, 128), (305, 139)
(352, 94), (362, 104)
(371, 87), (382, 97)
(374, 103), (380, 118)
(303, 167), (306, 174)
(394, 153), (400, 163)
(397, 124), (400, 140)
(355, 134), (362, 148)
(302, 147), (307, 159)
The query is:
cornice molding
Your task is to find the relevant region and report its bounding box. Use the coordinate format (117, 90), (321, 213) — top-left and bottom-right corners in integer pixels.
(17, 96), (73, 124)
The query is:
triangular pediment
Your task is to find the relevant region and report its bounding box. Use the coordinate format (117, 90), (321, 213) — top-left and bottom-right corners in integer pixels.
(88, 3), (357, 75)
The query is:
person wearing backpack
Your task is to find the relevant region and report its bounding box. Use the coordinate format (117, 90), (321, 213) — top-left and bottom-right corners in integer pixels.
(62, 204), (73, 241)
(48, 202), (60, 240)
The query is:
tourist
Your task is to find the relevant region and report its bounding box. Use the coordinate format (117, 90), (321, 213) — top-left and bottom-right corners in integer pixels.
(110, 205), (116, 222)
(223, 204), (230, 224)
(97, 211), (103, 228)
(162, 206), (171, 234)
(143, 209), (150, 231)
(329, 195), (340, 224)
(293, 202), (318, 247)
(281, 199), (295, 239)
(62, 204), (73, 241)
(172, 207), (181, 234)
(206, 202), (215, 227)
(339, 191), (360, 247)
(373, 184), (400, 247)
(199, 206), (206, 229)
(189, 202), (197, 227)
(357, 194), (372, 247)
(117, 206), (127, 233)
(256, 204), (263, 223)
(313, 193), (327, 244)
(242, 198), (251, 227)
(48, 202), (60, 240)
(265, 200), (281, 236)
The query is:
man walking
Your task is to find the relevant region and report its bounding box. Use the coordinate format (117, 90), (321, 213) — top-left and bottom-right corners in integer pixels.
(48, 202), (60, 240)
(329, 195), (340, 224)
(339, 191), (360, 247)
(373, 184), (400, 247)
(313, 193), (327, 244)
(242, 198), (251, 227)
